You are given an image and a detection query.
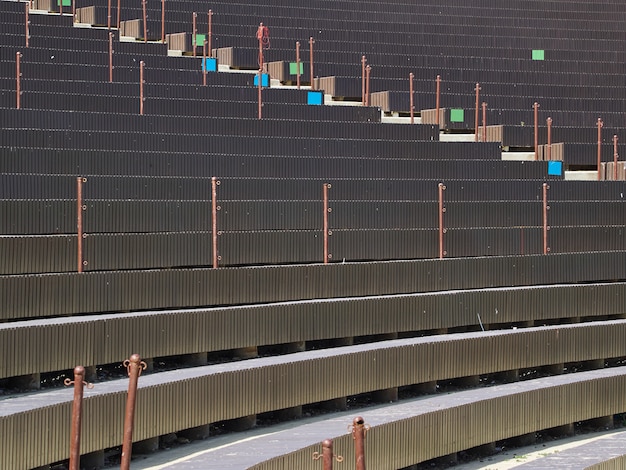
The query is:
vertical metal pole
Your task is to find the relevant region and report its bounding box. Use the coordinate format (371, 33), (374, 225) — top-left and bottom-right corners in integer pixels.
(208, 10), (213, 57)
(323, 183), (330, 264)
(614, 135), (619, 181)
(65, 366), (91, 470)
(296, 41), (301, 89)
(352, 417), (367, 470)
(141, 0), (147, 43)
(192, 12), (197, 57)
(409, 73), (414, 124)
(542, 183), (549, 254)
(72, 0), (75, 21)
(203, 40), (207, 86)
(435, 75), (441, 126)
(77, 177), (84, 273)
(117, 0), (121, 29)
(140, 60), (145, 115)
(108, 32), (113, 83)
(482, 102), (487, 142)
(533, 102), (539, 160)
(438, 183), (446, 259)
(16, 52), (22, 110)
(107, 0), (111, 29)
(25, 2), (29, 48)
(309, 36), (315, 90)
(597, 118), (603, 181)
(211, 177), (219, 268)
(546, 117), (552, 161)
(365, 65), (371, 107)
(160, 0), (164, 43)
(361, 55), (366, 105)
(474, 83), (480, 142)
(59, 0), (63, 17)
(120, 354), (147, 470)
(258, 22), (264, 70)
(257, 68), (262, 120)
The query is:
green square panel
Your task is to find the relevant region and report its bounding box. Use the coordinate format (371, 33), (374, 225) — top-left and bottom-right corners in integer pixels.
(450, 109), (464, 123)
(289, 62), (304, 75)
(532, 50), (545, 60)
(195, 34), (206, 46)
(57, 0), (71, 5)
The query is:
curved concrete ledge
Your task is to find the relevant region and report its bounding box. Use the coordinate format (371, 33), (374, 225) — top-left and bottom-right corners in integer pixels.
(1, 282), (625, 380)
(3, 322), (626, 469)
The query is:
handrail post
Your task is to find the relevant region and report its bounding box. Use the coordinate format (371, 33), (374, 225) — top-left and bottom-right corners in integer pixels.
(361, 55), (366, 105)
(365, 65), (371, 107)
(435, 75), (441, 126)
(482, 102), (487, 142)
(312, 439), (344, 469)
(16, 52), (22, 109)
(438, 182), (446, 258)
(202, 39), (207, 86)
(192, 12), (197, 57)
(211, 177), (219, 268)
(120, 354), (147, 470)
(543, 183), (550, 254)
(161, 0), (165, 43)
(546, 117), (552, 161)
(257, 68), (262, 119)
(323, 183), (331, 264)
(76, 177), (86, 272)
(474, 83), (481, 141)
(139, 60), (145, 115)
(141, 0), (147, 43)
(207, 10), (213, 57)
(64, 366), (94, 470)
(296, 41), (301, 89)
(25, 2), (30, 48)
(309, 37), (315, 90)
(597, 117), (603, 180)
(109, 32), (114, 83)
(533, 102), (540, 160)
(351, 417), (368, 470)
(613, 134), (619, 181)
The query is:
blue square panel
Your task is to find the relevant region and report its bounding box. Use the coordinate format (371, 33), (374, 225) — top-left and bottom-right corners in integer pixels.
(202, 58), (218, 72)
(253, 74), (270, 87)
(547, 161), (563, 176)
(307, 91), (324, 105)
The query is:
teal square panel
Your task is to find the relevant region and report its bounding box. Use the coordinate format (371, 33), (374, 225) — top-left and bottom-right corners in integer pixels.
(532, 50), (545, 60)
(547, 161), (563, 176)
(307, 91), (323, 105)
(57, 0), (71, 5)
(450, 108), (464, 122)
(289, 62), (304, 75)
(253, 74), (270, 87)
(202, 57), (218, 72)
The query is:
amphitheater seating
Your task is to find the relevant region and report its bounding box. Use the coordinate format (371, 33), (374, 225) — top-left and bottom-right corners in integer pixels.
(2, 0), (626, 468)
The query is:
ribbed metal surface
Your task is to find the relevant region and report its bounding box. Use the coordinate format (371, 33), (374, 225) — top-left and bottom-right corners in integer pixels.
(3, 252), (626, 320)
(2, 282), (625, 379)
(3, 327), (626, 470)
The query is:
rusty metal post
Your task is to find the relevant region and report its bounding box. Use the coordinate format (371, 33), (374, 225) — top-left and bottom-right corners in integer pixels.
(409, 73), (414, 124)
(107, 0), (111, 29)
(59, 0), (62, 16)
(474, 83), (481, 142)
(533, 102), (539, 160)
(542, 183), (550, 255)
(160, 0), (164, 43)
(120, 354), (147, 470)
(207, 10), (213, 56)
(72, 0), (75, 21)
(117, 0), (121, 29)
(365, 65), (371, 107)
(16, 52), (22, 110)
(64, 366), (94, 470)
(438, 182), (446, 259)
(202, 40), (207, 86)
(546, 117), (552, 161)
(435, 75), (441, 126)
(141, 0), (147, 43)
(211, 176), (219, 268)
(361, 55), (366, 105)
(614, 135), (619, 181)
(313, 439), (344, 470)
(597, 118), (603, 181)
(481, 102), (487, 142)
(257, 68), (262, 119)
(25, 2), (30, 47)
(323, 183), (331, 264)
(77, 177), (86, 272)
(309, 36), (315, 90)
(192, 12), (197, 57)
(257, 22), (264, 70)
(296, 41), (301, 89)
(139, 60), (145, 115)
(351, 417), (368, 470)
(108, 32), (113, 83)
